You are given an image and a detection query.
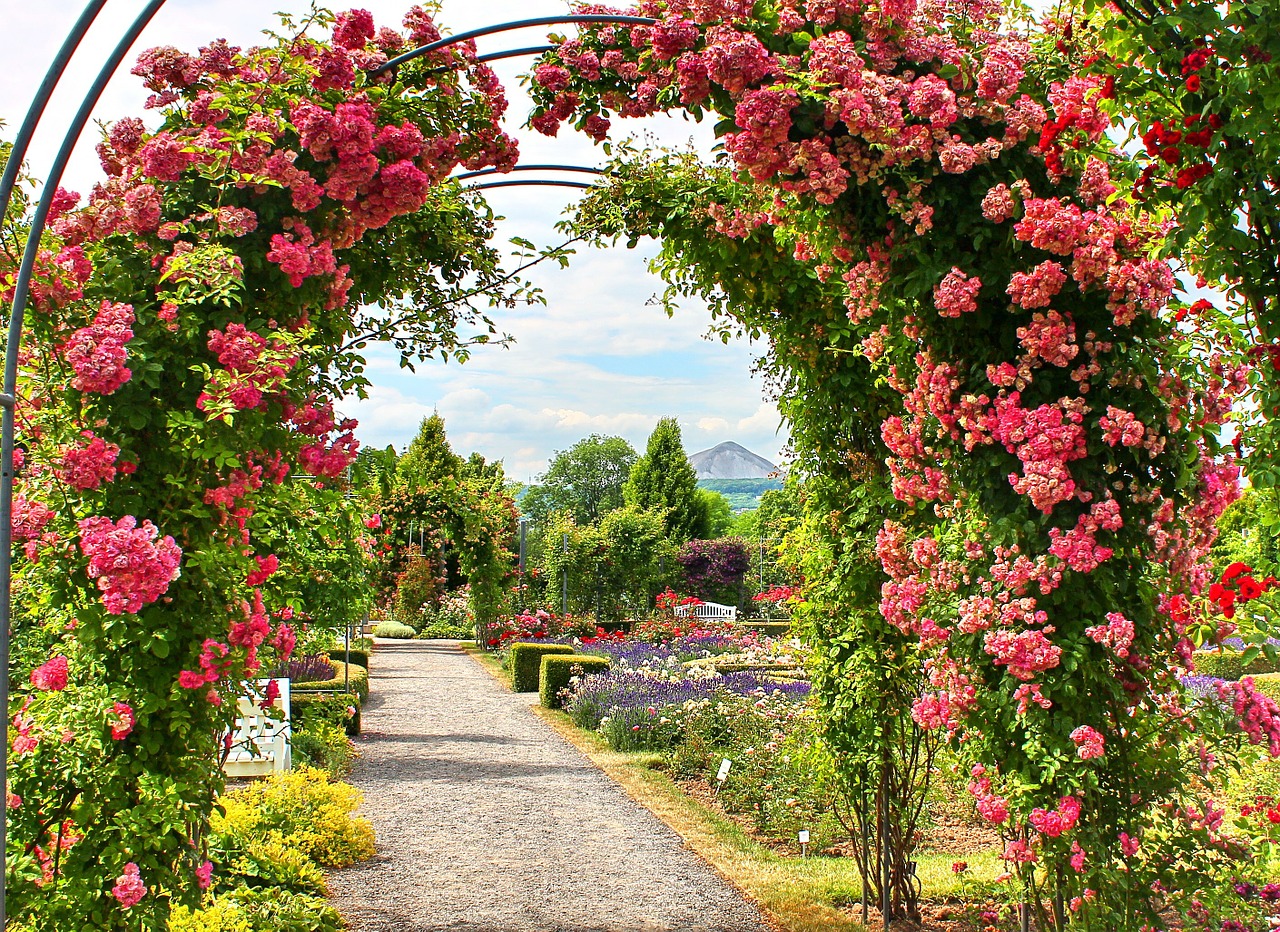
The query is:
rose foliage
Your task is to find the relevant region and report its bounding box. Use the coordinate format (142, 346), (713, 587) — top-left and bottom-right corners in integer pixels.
(531, 0), (1262, 926)
(0, 6), (552, 927)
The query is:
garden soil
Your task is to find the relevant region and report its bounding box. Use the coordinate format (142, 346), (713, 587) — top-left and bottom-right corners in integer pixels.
(329, 639), (775, 932)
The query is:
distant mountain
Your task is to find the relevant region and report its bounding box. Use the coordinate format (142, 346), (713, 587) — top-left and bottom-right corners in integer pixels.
(689, 441), (777, 480)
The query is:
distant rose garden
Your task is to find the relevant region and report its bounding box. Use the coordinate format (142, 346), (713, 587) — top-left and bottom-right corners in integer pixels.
(3, 0), (1280, 929)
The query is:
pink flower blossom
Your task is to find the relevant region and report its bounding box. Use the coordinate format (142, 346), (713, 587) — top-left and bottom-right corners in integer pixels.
(1007, 261), (1067, 309)
(78, 516), (182, 614)
(31, 655), (69, 691)
(108, 701), (135, 740)
(933, 268), (981, 317)
(1071, 724), (1106, 759)
(983, 628), (1062, 680)
(110, 862), (147, 909)
(981, 183), (1016, 222)
(62, 301), (134, 395)
(196, 860), (213, 890)
(1086, 612), (1135, 659)
(57, 432), (121, 490)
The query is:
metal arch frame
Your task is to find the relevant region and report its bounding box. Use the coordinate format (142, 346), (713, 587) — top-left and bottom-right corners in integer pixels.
(0, 7), (652, 927)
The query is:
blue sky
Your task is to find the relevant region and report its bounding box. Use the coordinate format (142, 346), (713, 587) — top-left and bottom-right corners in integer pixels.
(2, 0), (789, 481)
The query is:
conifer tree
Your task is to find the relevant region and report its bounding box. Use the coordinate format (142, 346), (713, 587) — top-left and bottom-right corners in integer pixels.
(624, 417), (708, 542)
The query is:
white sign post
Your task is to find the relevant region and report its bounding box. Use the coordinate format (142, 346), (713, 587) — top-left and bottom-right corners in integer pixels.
(714, 758), (732, 795)
(798, 829), (810, 858)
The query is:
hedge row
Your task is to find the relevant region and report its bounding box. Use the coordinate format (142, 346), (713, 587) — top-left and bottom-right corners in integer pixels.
(327, 648), (370, 669)
(510, 643), (576, 693)
(1192, 650), (1280, 680)
(540, 655), (611, 709)
(297, 661), (371, 704)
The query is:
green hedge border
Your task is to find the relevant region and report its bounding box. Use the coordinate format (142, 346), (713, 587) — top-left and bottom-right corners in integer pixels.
(539, 655), (611, 709)
(510, 643), (576, 693)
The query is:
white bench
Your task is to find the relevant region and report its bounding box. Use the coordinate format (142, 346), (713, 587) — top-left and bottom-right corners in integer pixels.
(673, 600), (738, 622)
(224, 678), (292, 777)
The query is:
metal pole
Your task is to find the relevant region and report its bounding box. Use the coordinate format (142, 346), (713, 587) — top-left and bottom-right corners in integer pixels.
(881, 756), (891, 928)
(0, 0), (109, 224)
(517, 518), (527, 612)
(372, 15), (656, 75)
(1, 3), (170, 925)
(343, 620), (350, 693)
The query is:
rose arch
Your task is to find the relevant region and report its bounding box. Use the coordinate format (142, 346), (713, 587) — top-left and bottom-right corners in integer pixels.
(0, 2), (1266, 930)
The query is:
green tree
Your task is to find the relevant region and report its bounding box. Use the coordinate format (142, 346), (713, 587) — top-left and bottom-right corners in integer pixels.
(520, 434), (637, 524)
(624, 417), (707, 542)
(397, 412), (463, 489)
(696, 488), (735, 538)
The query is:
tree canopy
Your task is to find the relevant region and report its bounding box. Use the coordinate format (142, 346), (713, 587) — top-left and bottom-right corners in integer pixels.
(624, 418), (707, 543)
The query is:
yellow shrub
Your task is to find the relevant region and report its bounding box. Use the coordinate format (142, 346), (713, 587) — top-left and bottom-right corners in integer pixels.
(168, 898), (251, 932)
(214, 767), (375, 869)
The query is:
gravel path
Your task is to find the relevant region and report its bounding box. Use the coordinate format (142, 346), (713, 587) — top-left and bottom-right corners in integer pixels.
(329, 639), (773, 932)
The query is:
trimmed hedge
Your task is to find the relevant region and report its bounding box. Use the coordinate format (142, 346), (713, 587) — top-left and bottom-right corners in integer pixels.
(1192, 650), (1280, 680)
(372, 621), (416, 638)
(540, 655), (612, 709)
(510, 643), (576, 693)
(295, 662), (370, 704)
(328, 648), (370, 670)
(1252, 673), (1280, 704)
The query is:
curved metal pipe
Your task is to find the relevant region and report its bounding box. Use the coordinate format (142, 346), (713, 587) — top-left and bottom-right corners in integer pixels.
(467, 179), (595, 191)
(474, 45), (555, 66)
(0, 0), (110, 225)
(452, 164), (606, 181)
(0, 0), (169, 923)
(373, 15), (655, 75)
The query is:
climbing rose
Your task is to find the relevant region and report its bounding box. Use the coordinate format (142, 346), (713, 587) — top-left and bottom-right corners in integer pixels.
(30, 655), (69, 692)
(77, 516), (182, 614)
(57, 432), (121, 490)
(196, 860), (213, 891)
(933, 268), (982, 317)
(1071, 725), (1106, 759)
(61, 301), (134, 394)
(110, 862), (146, 909)
(108, 702), (135, 740)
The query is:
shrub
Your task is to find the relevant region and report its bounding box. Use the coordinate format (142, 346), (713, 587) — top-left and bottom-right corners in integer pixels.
(213, 767), (375, 870)
(510, 642), (577, 692)
(372, 621), (416, 638)
(291, 692), (361, 736)
(326, 648), (370, 669)
(540, 655), (612, 709)
(293, 661), (370, 703)
(1252, 672), (1280, 703)
(169, 887), (344, 932)
(269, 653), (337, 684)
(1192, 650), (1280, 680)
(292, 721), (356, 777)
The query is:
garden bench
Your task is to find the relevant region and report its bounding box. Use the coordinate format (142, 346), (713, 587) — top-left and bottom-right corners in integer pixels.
(223, 678), (292, 778)
(673, 600), (738, 622)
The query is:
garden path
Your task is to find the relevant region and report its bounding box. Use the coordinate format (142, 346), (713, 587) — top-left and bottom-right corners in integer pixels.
(329, 639), (773, 932)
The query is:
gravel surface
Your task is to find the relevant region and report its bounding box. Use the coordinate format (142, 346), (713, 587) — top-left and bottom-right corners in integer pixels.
(329, 639), (774, 932)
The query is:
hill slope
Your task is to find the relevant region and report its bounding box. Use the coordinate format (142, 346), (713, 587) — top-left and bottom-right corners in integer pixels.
(689, 442), (776, 480)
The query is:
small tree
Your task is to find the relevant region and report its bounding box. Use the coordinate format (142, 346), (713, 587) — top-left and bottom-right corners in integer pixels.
(624, 417), (707, 542)
(521, 434), (637, 524)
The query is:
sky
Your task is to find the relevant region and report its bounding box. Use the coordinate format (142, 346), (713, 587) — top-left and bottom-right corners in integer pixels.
(1, 1), (789, 481)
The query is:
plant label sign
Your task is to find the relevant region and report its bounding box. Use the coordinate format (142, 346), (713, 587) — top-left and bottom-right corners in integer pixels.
(716, 758), (732, 782)
(798, 830), (810, 845)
